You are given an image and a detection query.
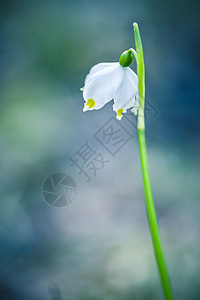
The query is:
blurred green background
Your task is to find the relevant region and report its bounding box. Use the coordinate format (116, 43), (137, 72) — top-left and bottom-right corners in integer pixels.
(0, 0), (200, 299)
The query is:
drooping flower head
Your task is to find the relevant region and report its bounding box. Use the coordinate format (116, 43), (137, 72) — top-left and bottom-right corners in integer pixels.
(81, 50), (138, 120)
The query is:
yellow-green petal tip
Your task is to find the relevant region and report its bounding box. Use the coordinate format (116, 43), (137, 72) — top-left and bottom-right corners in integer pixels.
(86, 98), (95, 109)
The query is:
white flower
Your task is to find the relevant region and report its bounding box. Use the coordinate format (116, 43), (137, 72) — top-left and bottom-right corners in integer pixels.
(81, 62), (138, 120)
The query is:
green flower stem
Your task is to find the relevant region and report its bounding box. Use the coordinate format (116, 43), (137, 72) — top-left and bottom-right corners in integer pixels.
(133, 22), (174, 300)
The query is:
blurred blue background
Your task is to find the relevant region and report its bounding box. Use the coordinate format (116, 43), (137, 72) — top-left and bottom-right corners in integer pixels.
(0, 0), (200, 299)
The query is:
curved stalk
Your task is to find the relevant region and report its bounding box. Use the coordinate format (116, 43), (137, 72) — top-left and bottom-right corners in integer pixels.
(133, 22), (174, 300)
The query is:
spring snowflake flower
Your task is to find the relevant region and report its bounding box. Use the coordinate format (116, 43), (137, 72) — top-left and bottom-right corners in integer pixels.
(81, 50), (139, 120)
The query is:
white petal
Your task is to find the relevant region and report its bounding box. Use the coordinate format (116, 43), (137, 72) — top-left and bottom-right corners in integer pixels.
(113, 67), (138, 119)
(83, 63), (119, 89)
(131, 97), (139, 116)
(87, 62), (119, 77)
(83, 63), (124, 111)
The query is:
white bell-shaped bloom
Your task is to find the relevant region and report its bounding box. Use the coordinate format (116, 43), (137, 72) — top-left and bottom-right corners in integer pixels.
(81, 62), (138, 120)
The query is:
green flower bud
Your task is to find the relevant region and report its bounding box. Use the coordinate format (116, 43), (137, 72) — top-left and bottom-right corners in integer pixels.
(119, 50), (133, 67)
